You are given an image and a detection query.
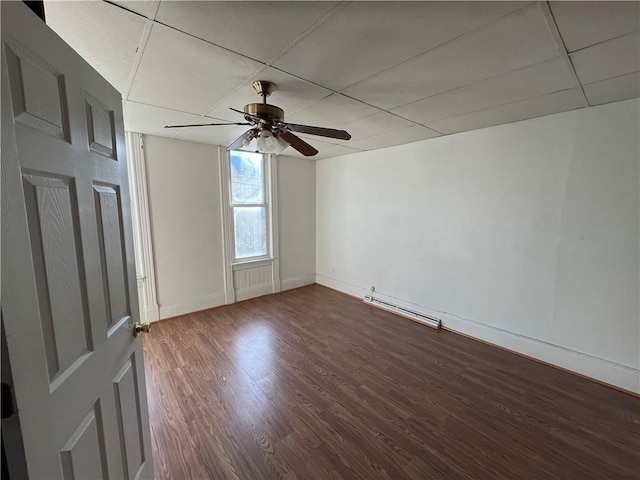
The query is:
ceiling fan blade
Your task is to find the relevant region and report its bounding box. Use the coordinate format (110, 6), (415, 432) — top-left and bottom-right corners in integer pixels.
(230, 107), (262, 124)
(164, 122), (251, 128)
(280, 131), (318, 157)
(227, 128), (257, 151)
(284, 122), (351, 140)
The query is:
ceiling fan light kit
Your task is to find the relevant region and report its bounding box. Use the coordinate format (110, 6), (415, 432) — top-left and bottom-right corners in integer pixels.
(165, 80), (351, 157)
(241, 129), (256, 148)
(257, 129), (288, 154)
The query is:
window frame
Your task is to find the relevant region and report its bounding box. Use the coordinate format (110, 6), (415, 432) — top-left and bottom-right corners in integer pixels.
(227, 150), (273, 264)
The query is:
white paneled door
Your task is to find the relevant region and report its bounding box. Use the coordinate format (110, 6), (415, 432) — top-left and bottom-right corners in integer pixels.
(1, 3), (153, 479)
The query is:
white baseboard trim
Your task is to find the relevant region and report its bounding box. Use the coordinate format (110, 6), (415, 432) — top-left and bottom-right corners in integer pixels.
(315, 274), (367, 298)
(159, 292), (226, 320)
(282, 274), (316, 291)
(315, 274), (640, 394)
(442, 313), (639, 394)
(225, 289), (236, 305)
(235, 283), (276, 302)
(145, 306), (160, 323)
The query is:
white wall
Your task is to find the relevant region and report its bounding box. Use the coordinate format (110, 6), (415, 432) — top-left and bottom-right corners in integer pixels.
(316, 99), (640, 393)
(142, 136), (316, 318)
(144, 136), (226, 318)
(278, 156), (316, 290)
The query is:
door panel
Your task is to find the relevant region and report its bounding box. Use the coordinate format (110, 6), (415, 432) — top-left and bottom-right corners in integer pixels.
(22, 173), (93, 383)
(94, 184), (131, 329)
(1, 3), (153, 478)
(4, 40), (70, 141)
(85, 95), (116, 159)
(60, 404), (108, 480)
(113, 356), (146, 480)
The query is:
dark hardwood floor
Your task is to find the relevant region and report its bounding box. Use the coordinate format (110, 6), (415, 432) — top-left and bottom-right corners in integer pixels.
(143, 285), (640, 479)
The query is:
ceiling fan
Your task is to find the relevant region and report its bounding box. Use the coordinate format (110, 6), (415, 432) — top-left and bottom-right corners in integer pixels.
(164, 80), (351, 157)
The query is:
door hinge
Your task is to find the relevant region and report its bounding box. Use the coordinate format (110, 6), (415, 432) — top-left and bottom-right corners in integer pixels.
(1, 383), (15, 419)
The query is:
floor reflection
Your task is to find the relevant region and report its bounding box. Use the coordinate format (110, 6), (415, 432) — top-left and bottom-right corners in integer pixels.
(232, 321), (275, 417)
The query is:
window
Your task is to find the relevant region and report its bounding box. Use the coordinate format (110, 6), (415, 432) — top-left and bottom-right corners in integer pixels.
(228, 150), (270, 261)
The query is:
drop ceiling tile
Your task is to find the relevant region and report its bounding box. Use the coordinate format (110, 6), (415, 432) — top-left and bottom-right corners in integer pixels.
(272, 1), (528, 91)
(392, 56), (575, 124)
(316, 112), (418, 147)
(549, 1), (640, 53)
(205, 67), (332, 122)
(426, 89), (587, 134)
(287, 137), (363, 160)
(109, 1), (159, 19)
(570, 31), (640, 85)
(347, 125), (441, 151)
(341, 112), (417, 142)
(343, 3), (561, 110)
(124, 101), (200, 137)
(129, 23), (264, 114)
(44, 0), (146, 92)
(286, 94), (380, 130)
(155, 1), (339, 63)
(583, 72), (640, 106)
(175, 123), (250, 148)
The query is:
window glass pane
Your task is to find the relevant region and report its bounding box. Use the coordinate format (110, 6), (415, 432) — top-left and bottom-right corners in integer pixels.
(234, 206), (267, 259)
(230, 151), (264, 204)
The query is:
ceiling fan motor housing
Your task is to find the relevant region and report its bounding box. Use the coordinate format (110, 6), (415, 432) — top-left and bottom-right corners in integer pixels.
(244, 103), (285, 124)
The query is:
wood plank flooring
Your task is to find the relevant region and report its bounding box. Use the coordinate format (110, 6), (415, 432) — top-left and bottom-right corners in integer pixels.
(142, 285), (640, 479)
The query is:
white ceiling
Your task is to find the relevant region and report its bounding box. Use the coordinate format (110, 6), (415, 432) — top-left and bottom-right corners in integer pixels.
(44, 1), (640, 160)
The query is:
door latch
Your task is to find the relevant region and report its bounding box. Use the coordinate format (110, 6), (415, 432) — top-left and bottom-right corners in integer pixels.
(133, 322), (151, 337)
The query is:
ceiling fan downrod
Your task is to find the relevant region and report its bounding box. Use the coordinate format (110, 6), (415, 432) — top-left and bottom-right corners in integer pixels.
(243, 81), (285, 125)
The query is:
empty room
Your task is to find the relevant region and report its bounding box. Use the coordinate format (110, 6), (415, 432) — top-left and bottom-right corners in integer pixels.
(1, 1), (639, 479)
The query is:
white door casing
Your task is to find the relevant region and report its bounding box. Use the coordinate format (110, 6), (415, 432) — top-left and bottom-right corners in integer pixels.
(124, 132), (159, 323)
(1, 3), (153, 479)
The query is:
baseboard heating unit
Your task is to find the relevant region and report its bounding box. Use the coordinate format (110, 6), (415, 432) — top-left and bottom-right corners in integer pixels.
(363, 295), (441, 329)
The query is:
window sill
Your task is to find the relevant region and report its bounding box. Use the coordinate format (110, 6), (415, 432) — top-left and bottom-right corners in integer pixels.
(232, 258), (274, 270)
